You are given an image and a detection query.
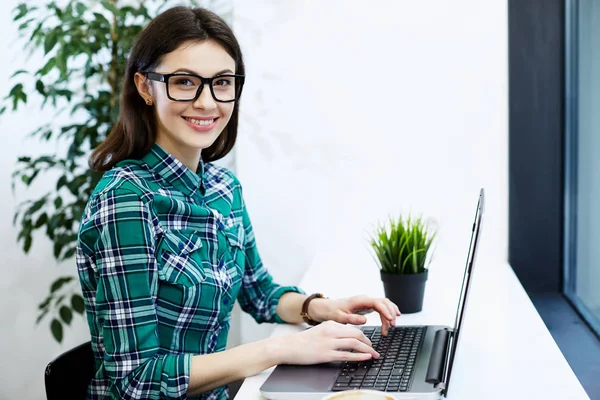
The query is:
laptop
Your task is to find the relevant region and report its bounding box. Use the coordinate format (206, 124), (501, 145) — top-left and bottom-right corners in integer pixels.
(260, 188), (485, 399)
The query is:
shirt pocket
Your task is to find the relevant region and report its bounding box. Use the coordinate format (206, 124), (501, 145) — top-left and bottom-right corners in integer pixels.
(157, 229), (206, 287)
(223, 222), (246, 275)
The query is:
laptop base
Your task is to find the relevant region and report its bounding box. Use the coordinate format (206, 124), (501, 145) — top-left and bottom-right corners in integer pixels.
(260, 325), (447, 400)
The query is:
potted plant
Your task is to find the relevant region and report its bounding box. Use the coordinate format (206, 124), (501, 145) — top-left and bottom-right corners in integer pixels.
(369, 215), (437, 313)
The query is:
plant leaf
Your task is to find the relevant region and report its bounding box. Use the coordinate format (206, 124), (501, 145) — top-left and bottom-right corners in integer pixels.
(34, 213), (48, 228)
(10, 69), (28, 78)
(59, 306), (73, 325)
(38, 58), (56, 76)
(23, 235), (32, 253)
(50, 318), (63, 342)
(71, 294), (85, 314)
(36, 308), (49, 324)
(50, 276), (73, 293)
(62, 246), (76, 260)
(100, 0), (120, 16)
(44, 29), (58, 54)
(13, 4), (30, 21)
(38, 295), (53, 310)
(35, 79), (45, 95)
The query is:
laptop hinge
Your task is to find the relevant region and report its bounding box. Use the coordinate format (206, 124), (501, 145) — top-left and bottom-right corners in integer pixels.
(425, 328), (454, 389)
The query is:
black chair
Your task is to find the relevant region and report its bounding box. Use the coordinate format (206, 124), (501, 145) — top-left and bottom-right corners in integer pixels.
(45, 341), (95, 400)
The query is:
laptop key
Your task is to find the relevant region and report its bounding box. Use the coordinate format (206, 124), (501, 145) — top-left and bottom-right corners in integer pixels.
(332, 384), (350, 391)
(335, 376), (352, 384)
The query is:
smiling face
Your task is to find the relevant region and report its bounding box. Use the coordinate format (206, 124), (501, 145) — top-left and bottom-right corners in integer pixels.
(134, 40), (236, 171)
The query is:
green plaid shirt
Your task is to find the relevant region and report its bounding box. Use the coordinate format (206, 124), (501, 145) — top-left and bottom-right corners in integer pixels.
(76, 144), (303, 400)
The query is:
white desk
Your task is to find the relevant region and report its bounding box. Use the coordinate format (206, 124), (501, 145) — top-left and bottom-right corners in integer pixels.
(235, 242), (589, 400)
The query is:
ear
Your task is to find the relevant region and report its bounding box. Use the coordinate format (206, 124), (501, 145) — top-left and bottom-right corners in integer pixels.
(133, 72), (154, 104)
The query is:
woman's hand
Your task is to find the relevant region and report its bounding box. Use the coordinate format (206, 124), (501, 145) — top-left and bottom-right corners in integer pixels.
(310, 296), (401, 336)
(274, 321), (380, 365)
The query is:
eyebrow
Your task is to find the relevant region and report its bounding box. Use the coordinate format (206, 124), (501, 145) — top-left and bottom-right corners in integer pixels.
(173, 68), (234, 76)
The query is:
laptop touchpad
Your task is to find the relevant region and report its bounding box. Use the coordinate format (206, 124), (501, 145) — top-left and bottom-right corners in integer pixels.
(261, 362), (342, 392)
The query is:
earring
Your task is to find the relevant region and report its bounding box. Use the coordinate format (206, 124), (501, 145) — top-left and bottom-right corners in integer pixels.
(145, 98), (153, 106)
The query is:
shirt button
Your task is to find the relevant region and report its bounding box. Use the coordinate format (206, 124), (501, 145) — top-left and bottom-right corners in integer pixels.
(178, 243), (184, 250)
(218, 222), (224, 230)
(218, 260), (224, 267)
(223, 298), (229, 305)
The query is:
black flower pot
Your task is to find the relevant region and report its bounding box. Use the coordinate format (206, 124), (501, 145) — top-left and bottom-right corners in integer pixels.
(380, 270), (428, 314)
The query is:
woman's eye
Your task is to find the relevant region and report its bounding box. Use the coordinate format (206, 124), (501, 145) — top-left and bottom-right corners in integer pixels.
(214, 78), (233, 87)
(173, 77), (196, 87)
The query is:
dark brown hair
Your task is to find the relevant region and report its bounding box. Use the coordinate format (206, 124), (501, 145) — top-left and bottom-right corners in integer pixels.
(89, 6), (245, 171)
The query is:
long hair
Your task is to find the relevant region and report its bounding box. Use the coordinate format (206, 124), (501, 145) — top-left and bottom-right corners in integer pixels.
(89, 6), (245, 171)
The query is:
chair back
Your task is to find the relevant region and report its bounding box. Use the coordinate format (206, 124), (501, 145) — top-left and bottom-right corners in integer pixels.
(44, 341), (95, 400)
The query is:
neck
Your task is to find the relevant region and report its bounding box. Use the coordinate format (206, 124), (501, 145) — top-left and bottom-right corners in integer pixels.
(155, 136), (201, 172)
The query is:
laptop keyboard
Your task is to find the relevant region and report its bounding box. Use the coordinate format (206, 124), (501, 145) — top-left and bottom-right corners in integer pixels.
(332, 326), (426, 393)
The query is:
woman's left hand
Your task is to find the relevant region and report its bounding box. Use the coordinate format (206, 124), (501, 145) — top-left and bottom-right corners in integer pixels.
(311, 296), (401, 336)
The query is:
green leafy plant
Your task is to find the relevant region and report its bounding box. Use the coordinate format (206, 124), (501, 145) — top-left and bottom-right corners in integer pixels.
(1, 0), (209, 343)
(369, 215), (437, 275)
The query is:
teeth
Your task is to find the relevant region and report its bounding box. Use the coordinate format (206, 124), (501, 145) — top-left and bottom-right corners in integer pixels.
(185, 117), (214, 126)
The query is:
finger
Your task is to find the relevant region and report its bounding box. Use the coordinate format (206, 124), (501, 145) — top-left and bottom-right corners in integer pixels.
(372, 299), (394, 321)
(335, 338), (380, 358)
(338, 325), (372, 347)
(383, 300), (397, 326)
(330, 350), (373, 362)
(336, 311), (367, 326)
(384, 299), (401, 316)
(380, 313), (390, 336)
(392, 301), (401, 316)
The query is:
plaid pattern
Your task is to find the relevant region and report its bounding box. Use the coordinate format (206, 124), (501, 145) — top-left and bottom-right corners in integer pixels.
(77, 144), (303, 400)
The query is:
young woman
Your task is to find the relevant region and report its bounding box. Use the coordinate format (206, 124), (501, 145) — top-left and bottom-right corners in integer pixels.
(77, 6), (400, 400)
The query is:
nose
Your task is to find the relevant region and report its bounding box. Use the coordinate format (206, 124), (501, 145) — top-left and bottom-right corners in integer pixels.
(193, 85), (217, 110)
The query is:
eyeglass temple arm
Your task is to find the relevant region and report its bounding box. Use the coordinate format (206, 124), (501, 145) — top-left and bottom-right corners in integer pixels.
(145, 72), (166, 82)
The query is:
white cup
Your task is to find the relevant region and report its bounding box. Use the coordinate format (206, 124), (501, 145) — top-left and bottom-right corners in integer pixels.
(321, 389), (398, 400)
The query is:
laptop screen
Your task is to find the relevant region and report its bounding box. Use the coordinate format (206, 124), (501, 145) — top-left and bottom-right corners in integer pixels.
(443, 188), (485, 396)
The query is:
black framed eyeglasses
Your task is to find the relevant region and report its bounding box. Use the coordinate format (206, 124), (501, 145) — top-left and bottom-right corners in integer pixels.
(145, 72), (245, 103)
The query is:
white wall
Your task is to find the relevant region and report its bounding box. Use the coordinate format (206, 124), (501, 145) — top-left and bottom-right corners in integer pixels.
(0, 0), (507, 398)
(233, 0), (508, 343)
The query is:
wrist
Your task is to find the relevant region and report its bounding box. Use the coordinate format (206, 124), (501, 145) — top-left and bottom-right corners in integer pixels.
(308, 297), (332, 322)
(265, 336), (288, 365)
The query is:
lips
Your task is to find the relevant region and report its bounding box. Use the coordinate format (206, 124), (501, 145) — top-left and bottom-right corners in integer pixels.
(182, 116), (219, 133)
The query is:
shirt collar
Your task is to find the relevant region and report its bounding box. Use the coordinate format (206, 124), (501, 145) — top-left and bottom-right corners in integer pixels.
(141, 143), (205, 197)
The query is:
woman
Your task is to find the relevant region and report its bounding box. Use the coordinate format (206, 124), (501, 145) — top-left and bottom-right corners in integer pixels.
(77, 6), (400, 400)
